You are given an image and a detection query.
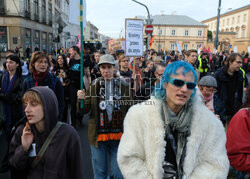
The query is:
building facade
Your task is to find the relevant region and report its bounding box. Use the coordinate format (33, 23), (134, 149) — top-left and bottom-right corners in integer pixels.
(64, 22), (80, 49)
(83, 21), (99, 41)
(201, 5), (250, 52)
(0, 0), (67, 58)
(137, 14), (208, 52)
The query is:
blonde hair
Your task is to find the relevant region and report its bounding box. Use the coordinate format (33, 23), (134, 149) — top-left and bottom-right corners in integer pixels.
(22, 90), (42, 105)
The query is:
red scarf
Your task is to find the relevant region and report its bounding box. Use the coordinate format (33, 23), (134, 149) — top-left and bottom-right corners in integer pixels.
(33, 71), (48, 86)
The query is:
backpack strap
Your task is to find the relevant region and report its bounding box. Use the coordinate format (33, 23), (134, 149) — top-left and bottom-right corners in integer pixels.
(31, 121), (63, 169)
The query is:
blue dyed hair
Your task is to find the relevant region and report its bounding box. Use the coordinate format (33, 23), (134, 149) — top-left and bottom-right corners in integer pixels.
(153, 61), (197, 100)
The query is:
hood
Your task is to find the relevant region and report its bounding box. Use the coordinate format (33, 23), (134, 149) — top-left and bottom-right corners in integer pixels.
(28, 86), (59, 135)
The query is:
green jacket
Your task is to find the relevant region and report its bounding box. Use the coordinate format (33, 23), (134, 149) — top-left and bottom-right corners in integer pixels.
(83, 78), (133, 147)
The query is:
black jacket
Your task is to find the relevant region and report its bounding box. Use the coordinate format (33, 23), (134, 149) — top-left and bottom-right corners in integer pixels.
(215, 66), (244, 116)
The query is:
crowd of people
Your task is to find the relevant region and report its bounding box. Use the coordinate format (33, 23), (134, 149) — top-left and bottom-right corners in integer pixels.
(0, 46), (249, 179)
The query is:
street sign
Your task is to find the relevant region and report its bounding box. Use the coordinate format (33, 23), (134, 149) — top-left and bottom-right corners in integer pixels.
(145, 25), (153, 34)
(228, 44), (232, 49)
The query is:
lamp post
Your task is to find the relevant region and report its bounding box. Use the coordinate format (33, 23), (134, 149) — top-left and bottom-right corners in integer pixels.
(158, 26), (162, 52)
(131, 0), (153, 51)
(214, 0), (222, 50)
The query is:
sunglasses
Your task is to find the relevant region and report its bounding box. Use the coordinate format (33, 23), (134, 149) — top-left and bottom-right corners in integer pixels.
(168, 78), (196, 90)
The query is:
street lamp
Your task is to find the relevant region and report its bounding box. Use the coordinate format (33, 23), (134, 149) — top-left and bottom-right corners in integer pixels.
(214, 0), (222, 50)
(131, 0), (153, 51)
(158, 26), (162, 52)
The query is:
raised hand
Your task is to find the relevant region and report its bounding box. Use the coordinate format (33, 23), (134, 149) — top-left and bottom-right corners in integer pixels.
(21, 122), (34, 151)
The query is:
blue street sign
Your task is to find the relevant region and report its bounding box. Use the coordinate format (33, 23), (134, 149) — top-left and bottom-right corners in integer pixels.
(228, 45), (232, 49)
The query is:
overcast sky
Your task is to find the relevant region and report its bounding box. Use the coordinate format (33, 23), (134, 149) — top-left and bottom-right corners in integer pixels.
(69, 0), (250, 38)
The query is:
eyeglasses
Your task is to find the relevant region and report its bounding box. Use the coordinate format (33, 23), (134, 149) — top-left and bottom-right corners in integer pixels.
(168, 78), (196, 90)
(202, 87), (216, 93)
(121, 60), (129, 63)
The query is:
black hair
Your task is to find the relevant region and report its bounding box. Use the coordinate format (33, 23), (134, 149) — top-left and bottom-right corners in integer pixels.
(6, 55), (22, 77)
(71, 46), (80, 55)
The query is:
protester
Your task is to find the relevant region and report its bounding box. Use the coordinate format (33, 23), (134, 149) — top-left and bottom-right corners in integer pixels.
(53, 54), (71, 123)
(89, 51), (101, 82)
(197, 53), (209, 78)
(185, 49), (200, 81)
(9, 86), (84, 179)
(22, 52), (65, 120)
(118, 54), (133, 86)
(215, 53), (244, 123)
(226, 85), (250, 178)
(77, 54), (132, 179)
(198, 75), (226, 125)
(68, 46), (88, 127)
(0, 55), (23, 173)
(118, 61), (229, 178)
(142, 60), (154, 85)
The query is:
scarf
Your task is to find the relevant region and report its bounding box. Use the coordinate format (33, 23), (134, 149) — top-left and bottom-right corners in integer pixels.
(33, 71), (48, 86)
(203, 93), (214, 113)
(1, 72), (18, 132)
(162, 101), (193, 178)
(99, 78), (121, 122)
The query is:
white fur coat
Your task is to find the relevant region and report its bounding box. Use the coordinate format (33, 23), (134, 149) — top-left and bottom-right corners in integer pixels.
(117, 95), (229, 179)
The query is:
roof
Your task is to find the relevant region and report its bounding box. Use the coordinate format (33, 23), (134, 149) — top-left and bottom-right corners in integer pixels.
(202, 4), (250, 22)
(137, 15), (207, 26)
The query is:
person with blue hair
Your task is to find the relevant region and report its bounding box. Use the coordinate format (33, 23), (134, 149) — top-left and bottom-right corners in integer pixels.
(118, 61), (229, 178)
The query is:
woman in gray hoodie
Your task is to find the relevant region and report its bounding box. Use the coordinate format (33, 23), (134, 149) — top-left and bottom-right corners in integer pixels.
(9, 86), (85, 179)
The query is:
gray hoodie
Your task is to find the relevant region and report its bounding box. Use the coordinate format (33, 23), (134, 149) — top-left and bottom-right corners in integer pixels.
(9, 86), (85, 179)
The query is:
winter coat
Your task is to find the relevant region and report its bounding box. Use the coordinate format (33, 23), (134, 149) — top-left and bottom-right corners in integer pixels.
(226, 108), (250, 172)
(22, 72), (65, 119)
(215, 66), (243, 116)
(83, 77), (132, 147)
(0, 72), (24, 129)
(9, 86), (85, 179)
(117, 95), (229, 179)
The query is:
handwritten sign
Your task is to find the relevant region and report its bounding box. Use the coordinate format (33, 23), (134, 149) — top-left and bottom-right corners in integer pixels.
(125, 19), (143, 57)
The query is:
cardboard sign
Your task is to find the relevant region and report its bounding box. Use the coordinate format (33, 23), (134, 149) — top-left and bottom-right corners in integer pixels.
(125, 19), (143, 57)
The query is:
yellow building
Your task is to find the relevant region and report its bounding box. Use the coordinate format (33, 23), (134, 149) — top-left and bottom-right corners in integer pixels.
(137, 14), (208, 52)
(201, 4), (250, 52)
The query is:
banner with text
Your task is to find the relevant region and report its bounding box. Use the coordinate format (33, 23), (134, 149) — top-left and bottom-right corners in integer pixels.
(125, 19), (143, 57)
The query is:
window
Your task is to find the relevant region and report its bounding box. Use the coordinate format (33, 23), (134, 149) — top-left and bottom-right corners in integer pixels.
(25, 0), (30, 12)
(227, 19), (229, 25)
(222, 19), (225, 27)
(237, 16), (240, 23)
(198, 30), (202, 37)
(42, 0), (46, 23)
(0, 26), (8, 52)
(232, 17), (234, 25)
(171, 29), (175, 36)
(243, 14), (247, 22)
(48, 3), (52, 24)
(242, 29), (245, 37)
(196, 44), (201, 51)
(184, 44), (188, 50)
(185, 30), (188, 36)
(34, 0), (38, 17)
(170, 43), (175, 50)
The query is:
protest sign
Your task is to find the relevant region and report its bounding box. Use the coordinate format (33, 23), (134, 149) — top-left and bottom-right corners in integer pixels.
(125, 18), (143, 57)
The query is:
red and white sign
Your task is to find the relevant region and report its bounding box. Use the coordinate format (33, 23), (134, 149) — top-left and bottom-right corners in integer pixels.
(145, 25), (153, 34)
